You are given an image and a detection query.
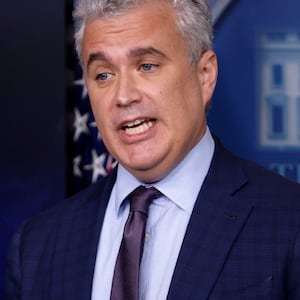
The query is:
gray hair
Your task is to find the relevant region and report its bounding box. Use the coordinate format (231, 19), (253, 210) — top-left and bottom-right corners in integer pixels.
(73, 0), (213, 65)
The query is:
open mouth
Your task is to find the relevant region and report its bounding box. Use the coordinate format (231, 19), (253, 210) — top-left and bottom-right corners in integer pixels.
(122, 118), (156, 135)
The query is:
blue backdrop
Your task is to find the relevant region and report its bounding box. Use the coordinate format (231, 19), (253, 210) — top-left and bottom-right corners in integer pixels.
(209, 0), (300, 183)
(0, 0), (65, 296)
(1, 0), (300, 297)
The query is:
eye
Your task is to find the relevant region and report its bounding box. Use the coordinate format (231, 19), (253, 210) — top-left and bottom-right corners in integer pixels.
(95, 72), (113, 81)
(140, 63), (158, 72)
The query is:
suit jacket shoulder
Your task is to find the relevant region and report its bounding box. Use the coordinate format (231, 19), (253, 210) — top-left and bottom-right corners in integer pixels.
(4, 168), (117, 300)
(168, 137), (300, 300)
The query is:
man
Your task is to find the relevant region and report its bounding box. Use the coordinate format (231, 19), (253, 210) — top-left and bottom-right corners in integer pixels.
(5, 0), (300, 299)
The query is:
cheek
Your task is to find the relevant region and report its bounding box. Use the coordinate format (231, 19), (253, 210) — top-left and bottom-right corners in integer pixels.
(88, 84), (113, 117)
(159, 79), (192, 113)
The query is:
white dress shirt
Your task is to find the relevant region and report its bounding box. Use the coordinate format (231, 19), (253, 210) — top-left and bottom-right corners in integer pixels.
(92, 128), (215, 300)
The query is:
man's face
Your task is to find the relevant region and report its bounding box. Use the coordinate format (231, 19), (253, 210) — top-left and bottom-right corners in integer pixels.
(82, 1), (217, 182)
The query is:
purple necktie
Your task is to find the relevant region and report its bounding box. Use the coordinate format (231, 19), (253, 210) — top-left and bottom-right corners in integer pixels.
(110, 186), (161, 300)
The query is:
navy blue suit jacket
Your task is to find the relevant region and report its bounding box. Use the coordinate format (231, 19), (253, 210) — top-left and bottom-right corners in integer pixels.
(5, 138), (300, 299)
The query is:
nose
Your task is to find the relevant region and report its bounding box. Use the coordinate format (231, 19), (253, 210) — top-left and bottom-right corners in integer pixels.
(115, 73), (141, 107)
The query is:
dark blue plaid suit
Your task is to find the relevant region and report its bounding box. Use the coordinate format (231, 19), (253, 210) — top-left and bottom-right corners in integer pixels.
(5, 137), (300, 299)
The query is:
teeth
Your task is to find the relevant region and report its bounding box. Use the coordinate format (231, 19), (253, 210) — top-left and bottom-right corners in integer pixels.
(125, 119), (144, 128)
(125, 120), (154, 135)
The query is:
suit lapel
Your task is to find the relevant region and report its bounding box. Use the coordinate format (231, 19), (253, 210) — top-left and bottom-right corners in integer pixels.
(167, 139), (254, 300)
(49, 168), (117, 299)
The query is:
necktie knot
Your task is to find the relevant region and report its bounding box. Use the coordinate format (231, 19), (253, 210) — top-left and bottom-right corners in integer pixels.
(128, 185), (161, 216)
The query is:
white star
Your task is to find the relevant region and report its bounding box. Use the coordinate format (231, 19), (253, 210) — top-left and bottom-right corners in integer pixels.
(73, 108), (90, 141)
(83, 149), (107, 183)
(73, 155), (82, 177)
(74, 77), (88, 99)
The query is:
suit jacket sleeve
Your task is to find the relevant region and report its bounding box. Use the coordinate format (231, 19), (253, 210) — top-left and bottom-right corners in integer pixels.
(288, 228), (300, 298)
(4, 222), (25, 300)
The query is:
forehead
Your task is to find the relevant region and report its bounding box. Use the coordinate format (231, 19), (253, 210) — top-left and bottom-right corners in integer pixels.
(82, 2), (184, 65)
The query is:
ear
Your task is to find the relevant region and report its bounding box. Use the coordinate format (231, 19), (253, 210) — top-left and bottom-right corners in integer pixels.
(197, 50), (218, 103)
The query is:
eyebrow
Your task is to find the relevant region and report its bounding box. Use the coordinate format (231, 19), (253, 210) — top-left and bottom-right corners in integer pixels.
(87, 52), (108, 69)
(86, 47), (168, 69)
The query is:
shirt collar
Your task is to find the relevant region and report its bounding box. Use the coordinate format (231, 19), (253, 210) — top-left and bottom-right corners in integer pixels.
(115, 127), (215, 214)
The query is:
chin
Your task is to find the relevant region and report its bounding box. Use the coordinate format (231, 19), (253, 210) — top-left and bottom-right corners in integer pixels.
(127, 162), (172, 183)
(122, 162), (158, 181)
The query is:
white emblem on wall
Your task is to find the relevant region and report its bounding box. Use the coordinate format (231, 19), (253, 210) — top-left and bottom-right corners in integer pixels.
(257, 32), (300, 149)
